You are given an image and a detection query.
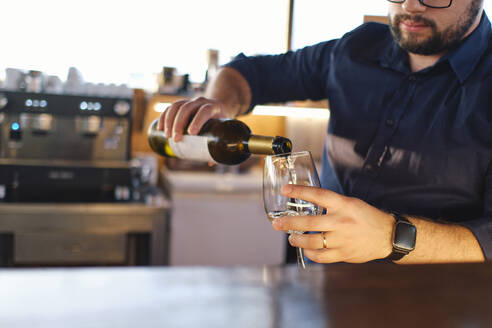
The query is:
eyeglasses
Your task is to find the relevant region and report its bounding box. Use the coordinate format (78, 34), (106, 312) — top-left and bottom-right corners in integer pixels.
(387, 0), (452, 9)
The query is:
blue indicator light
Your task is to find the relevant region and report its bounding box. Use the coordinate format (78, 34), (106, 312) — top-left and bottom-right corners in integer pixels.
(11, 122), (20, 131)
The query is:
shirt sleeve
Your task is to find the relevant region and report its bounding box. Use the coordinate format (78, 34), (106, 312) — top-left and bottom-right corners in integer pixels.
(457, 165), (492, 260)
(224, 40), (337, 112)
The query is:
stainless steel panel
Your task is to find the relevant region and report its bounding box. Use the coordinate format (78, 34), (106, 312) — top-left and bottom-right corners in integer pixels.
(15, 233), (126, 264)
(0, 202), (171, 266)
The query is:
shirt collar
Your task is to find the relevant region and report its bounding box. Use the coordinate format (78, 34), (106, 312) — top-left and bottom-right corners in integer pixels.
(379, 11), (492, 82)
(379, 36), (411, 75)
(445, 12), (491, 83)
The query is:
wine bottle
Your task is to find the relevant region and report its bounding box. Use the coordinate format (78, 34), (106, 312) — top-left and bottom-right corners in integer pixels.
(147, 118), (292, 165)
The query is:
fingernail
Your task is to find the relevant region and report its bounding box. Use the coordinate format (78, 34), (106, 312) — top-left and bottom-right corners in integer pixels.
(288, 235), (295, 244)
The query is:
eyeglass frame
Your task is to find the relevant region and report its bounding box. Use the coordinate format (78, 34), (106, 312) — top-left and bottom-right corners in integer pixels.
(387, 0), (453, 9)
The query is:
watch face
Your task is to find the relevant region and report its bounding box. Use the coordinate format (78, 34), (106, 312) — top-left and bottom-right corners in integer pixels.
(393, 221), (417, 252)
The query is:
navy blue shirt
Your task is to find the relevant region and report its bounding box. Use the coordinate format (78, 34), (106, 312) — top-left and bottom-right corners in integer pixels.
(226, 13), (492, 260)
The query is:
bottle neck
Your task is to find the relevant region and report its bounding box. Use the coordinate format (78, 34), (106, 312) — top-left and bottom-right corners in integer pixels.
(246, 135), (292, 155)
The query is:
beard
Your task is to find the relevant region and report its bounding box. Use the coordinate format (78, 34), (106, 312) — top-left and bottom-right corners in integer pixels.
(389, 0), (483, 55)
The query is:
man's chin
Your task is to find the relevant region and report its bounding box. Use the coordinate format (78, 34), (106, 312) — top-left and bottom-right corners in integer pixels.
(401, 38), (431, 49)
(398, 41), (442, 56)
(397, 33), (438, 55)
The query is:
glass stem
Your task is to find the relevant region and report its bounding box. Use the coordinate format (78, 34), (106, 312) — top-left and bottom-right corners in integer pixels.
(296, 247), (306, 269)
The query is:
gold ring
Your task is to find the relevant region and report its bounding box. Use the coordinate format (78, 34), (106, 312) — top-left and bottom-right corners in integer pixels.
(322, 232), (327, 249)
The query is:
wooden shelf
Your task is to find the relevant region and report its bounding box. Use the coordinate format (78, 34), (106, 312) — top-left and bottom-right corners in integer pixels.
(364, 15), (389, 24)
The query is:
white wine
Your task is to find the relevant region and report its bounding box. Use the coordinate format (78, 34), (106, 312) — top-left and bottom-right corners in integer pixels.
(148, 118), (292, 165)
(267, 209), (300, 223)
(267, 210), (304, 234)
(283, 155), (320, 216)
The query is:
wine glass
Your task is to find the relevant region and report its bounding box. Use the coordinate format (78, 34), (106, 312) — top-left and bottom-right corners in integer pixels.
(263, 151), (323, 269)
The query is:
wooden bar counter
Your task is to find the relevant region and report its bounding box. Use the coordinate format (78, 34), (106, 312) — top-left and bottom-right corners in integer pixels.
(1, 262), (492, 327)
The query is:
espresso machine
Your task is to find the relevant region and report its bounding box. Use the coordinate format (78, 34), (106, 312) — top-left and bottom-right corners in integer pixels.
(0, 88), (170, 267)
(0, 90), (135, 202)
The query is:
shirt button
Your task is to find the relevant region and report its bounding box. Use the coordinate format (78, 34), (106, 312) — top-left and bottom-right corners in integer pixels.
(408, 75), (417, 82)
(385, 119), (394, 127)
(366, 164), (375, 172)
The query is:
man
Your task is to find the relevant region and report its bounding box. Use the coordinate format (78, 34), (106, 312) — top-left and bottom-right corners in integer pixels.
(159, 0), (491, 264)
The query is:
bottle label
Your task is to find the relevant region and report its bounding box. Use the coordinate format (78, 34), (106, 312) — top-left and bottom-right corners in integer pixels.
(168, 135), (216, 163)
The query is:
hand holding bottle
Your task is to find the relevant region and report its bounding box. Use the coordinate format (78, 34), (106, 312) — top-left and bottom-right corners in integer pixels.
(148, 67), (291, 165)
(158, 96), (233, 142)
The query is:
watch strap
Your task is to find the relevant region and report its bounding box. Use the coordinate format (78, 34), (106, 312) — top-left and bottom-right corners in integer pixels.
(387, 246), (407, 261)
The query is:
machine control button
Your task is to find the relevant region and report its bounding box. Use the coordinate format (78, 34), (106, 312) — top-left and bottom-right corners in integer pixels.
(114, 100), (130, 116)
(115, 186), (130, 200)
(0, 94), (8, 110)
(0, 185), (5, 199)
(9, 121), (22, 140)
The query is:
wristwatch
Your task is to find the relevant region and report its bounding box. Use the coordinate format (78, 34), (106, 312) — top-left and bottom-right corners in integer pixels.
(387, 212), (417, 261)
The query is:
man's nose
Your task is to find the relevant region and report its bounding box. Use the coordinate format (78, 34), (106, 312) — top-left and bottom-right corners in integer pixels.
(402, 0), (427, 14)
